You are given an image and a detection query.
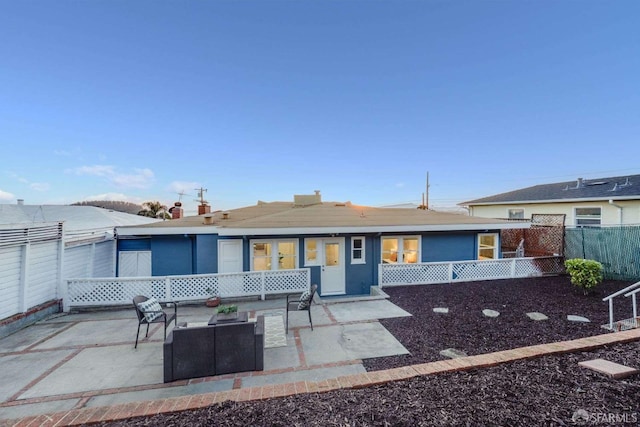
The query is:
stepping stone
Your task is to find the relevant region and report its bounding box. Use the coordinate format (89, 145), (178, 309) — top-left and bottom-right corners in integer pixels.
(482, 309), (500, 318)
(526, 312), (548, 321)
(433, 307), (449, 314)
(578, 359), (639, 379)
(568, 315), (590, 323)
(440, 348), (468, 359)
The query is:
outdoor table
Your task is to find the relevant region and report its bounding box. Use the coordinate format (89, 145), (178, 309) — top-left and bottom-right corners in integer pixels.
(208, 311), (249, 325)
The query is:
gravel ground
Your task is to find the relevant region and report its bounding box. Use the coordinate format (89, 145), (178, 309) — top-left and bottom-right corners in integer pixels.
(95, 277), (640, 426)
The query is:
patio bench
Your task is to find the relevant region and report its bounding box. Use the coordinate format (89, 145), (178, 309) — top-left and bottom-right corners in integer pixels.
(163, 315), (264, 382)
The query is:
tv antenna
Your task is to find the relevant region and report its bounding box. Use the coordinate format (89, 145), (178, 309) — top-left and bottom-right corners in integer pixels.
(195, 187), (208, 205)
(419, 172), (430, 210)
(175, 190), (188, 203)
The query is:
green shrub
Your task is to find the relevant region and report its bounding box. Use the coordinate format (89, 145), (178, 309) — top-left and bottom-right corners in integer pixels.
(217, 304), (238, 314)
(564, 258), (603, 294)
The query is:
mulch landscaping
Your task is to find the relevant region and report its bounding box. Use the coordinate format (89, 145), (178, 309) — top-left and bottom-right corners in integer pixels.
(364, 276), (636, 371)
(96, 276), (640, 426)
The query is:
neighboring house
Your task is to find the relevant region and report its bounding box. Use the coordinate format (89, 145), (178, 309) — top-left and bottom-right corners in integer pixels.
(0, 203), (159, 330)
(116, 192), (525, 297)
(461, 174), (640, 226)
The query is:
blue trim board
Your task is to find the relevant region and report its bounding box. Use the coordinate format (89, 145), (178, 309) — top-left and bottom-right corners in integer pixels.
(117, 238), (151, 251)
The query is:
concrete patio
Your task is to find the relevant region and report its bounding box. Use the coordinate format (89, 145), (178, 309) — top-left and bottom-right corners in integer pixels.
(0, 295), (411, 422)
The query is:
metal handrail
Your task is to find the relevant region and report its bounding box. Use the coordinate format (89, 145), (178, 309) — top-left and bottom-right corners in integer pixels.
(624, 287), (640, 319)
(603, 280), (640, 330)
(603, 280), (640, 301)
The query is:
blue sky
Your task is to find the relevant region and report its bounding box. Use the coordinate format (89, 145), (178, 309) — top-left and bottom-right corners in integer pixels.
(1, 1), (639, 214)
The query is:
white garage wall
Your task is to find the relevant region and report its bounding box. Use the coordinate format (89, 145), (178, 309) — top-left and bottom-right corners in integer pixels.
(0, 223), (119, 322)
(0, 223), (63, 321)
(0, 245), (23, 320)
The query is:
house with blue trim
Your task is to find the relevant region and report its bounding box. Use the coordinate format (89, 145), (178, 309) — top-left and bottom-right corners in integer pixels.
(115, 192), (525, 297)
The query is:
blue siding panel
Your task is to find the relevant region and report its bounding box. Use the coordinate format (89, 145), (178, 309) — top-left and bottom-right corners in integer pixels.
(308, 265), (321, 290)
(151, 236), (194, 276)
(119, 229), (502, 294)
(345, 235), (376, 295)
(243, 239), (251, 271)
(422, 232), (477, 262)
(195, 235), (219, 273)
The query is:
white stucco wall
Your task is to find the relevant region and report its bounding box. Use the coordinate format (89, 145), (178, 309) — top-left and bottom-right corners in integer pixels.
(468, 200), (640, 226)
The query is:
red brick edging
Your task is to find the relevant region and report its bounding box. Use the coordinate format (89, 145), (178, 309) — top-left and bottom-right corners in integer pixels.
(4, 328), (640, 427)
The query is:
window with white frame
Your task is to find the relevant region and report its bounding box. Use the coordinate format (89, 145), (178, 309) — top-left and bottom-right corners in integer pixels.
(304, 238), (319, 266)
(575, 207), (601, 226)
(478, 233), (498, 260)
(508, 208), (524, 219)
(381, 236), (419, 264)
(351, 236), (365, 264)
(251, 239), (298, 270)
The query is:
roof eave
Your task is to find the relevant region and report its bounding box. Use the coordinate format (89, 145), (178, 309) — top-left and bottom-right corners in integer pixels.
(464, 195), (640, 206)
(217, 222), (528, 236)
(116, 226), (219, 236)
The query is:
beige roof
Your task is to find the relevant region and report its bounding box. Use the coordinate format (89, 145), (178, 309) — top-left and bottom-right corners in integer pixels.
(118, 199), (523, 236)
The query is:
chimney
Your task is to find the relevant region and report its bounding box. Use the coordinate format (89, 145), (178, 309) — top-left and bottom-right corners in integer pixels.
(17, 199), (24, 205)
(203, 214), (214, 225)
(198, 203), (211, 215)
(171, 202), (183, 220)
(293, 191), (322, 207)
(576, 177), (584, 188)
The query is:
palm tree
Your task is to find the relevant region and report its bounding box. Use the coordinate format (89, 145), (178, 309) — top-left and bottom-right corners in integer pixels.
(137, 201), (170, 219)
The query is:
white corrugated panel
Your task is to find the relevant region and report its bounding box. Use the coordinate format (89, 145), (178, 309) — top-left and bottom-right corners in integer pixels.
(0, 246), (22, 319)
(138, 252), (151, 276)
(64, 245), (92, 279)
(63, 241), (115, 279)
(26, 241), (60, 308)
(118, 251), (151, 277)
(93, 240), (115, 277)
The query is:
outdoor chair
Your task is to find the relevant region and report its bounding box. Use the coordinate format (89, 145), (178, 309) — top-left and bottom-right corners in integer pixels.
(285, 284), (317, 334)
(133, 295), (177, 348)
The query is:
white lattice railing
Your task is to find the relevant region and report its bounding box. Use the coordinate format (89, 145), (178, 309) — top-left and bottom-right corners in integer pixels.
(379, 256), (564, 287)
(64, 268), (311, 311)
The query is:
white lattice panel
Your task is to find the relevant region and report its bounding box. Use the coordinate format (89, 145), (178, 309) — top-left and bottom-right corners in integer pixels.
(170, 274), (214, 299)
(514, 259), (542, 277)
(242, 274), (264, 295)
(452, 261), (511, 281)
(380, 257), (564, 287)
(67, 278), (164, 305)
(65, 268), (311, 309)
(216, 273), (258, 297)
(381, 263), (449, 285)
(264, 269), (309, 294)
